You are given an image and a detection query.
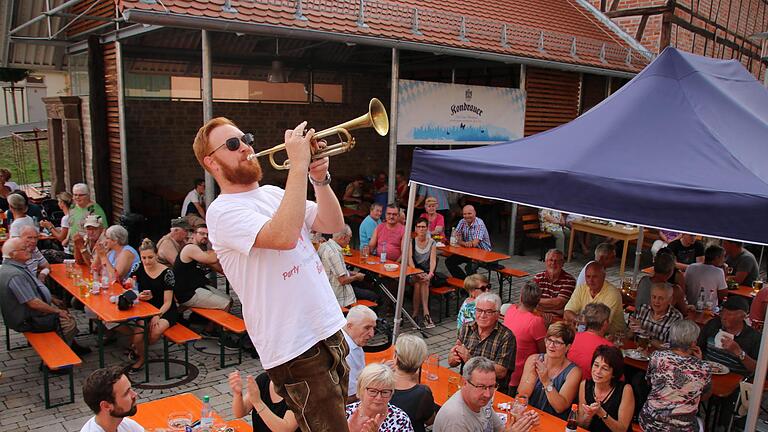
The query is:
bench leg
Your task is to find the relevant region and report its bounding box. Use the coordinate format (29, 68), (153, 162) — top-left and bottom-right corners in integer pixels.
(163, 338), (170, 381)
(184, 343), (189, 377)
(42, 366), (75, 409)
(219, 331), (244, 369)
(5, 325), (9, 352)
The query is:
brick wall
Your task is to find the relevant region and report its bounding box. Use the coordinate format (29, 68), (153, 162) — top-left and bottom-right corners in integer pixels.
(593, 0), (768, 81)
(123, 72), (415, 214)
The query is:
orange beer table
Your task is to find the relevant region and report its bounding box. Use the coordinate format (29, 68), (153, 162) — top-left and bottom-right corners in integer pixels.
(344, 249), (425, 332)
(133, 393), (252, 431)
(49, 263), (160, 382)
(366, 347), (587, 431)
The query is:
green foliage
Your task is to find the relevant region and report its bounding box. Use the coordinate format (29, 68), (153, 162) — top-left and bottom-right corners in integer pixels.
(0, 136), (50, 185)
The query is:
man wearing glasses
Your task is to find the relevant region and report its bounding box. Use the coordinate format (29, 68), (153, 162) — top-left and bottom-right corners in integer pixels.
(434, 356), (539, 432)
(194, 118), (349, 432)
(67, 183), (108, 243)
(449, 293), (516, 389)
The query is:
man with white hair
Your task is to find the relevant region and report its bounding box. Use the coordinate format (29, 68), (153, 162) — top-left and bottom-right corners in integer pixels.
(0, 238), (89, 355)
(631, 283), (683, 346)
(7, 193), (34, 237)
(17, 225), (50, 282)
(318, 224), (379, 308)
(68, 183), (108, 243)
(449, 292), (516, 386)
(342, 305), (378, 401)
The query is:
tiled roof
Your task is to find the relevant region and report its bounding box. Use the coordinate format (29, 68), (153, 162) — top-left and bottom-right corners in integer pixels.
(118, 0), (652, 73)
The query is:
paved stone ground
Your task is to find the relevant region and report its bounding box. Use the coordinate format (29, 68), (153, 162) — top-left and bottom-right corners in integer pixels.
(1, 243), (765, 431)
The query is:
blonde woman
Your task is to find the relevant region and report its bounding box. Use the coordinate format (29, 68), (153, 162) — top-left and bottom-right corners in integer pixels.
(346, 363), (414, 431)
(418, 197), (445, 242)
(456, 274), (490, 330)
(390, 334), (435, 432)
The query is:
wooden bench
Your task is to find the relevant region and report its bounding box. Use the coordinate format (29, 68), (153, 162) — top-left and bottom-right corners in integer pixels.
(446, 277), (464, 289)
(24, 332), (82, 408)
(495, 267), (530, 303)
(162, 323), (202, 380)
(189, 308), (247, 368)
(429, 286), (457, 321)
(520, 213), (554, 260)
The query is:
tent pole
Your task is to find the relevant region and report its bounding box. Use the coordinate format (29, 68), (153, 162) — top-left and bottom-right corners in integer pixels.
(632, 225), (644, 287)
(202, 29), (215, 208)
(387, 48), (399, 204)
(745, 305), (768, 431)
(507, 203), (518, 256)
(393, 182), (417, 341)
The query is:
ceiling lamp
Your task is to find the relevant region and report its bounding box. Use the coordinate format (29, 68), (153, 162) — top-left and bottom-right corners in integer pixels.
(267, 39), (288, 83)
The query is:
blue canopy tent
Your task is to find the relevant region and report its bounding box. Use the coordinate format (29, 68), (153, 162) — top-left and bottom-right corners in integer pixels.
(393, 48), (768, 428)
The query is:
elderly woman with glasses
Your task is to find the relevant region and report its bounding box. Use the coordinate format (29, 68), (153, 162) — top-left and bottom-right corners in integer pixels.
(408, 217), (438, 328)
(456, 273), (490, 331)
(390, 334), (435, 432)
(346, 363), (414, 432)
(517, 322), (581, 420)
(639, 320), (711, 432)
(93, 225), (140, 284)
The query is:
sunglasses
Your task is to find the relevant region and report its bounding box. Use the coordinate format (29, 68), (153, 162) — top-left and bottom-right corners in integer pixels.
(207, 133), (255, 157)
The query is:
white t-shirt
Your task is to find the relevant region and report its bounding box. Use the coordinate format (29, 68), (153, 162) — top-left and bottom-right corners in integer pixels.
(5, 181), (19, 191)
(9, 216), (34, 237)
(80, 417), (144, 432)
(181, 189), (201, 216)
(207, 185), (346, 369)
(684, 262), (727, 305)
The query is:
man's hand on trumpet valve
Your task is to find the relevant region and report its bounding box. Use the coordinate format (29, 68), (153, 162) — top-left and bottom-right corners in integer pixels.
(283, 121), (314, 170)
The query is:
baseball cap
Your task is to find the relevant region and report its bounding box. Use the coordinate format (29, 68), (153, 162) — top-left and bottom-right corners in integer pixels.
(83, 215), (102, 228)
(170, 217), (190, 229)
(722, 296), (749, 313)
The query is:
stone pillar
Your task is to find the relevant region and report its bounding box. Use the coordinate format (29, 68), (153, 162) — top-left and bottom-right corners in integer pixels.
(43, 96), (83, 193)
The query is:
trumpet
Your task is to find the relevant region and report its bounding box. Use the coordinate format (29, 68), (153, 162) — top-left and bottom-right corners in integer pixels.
(247, 98), (390, 170)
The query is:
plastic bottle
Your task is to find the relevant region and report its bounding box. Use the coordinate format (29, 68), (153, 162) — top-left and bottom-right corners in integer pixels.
(696, 287), (705, 312)
(380, 241), (387, 263)
(200, 395), (214, 431)
(565, 404), (578, 432)
(100, 269), (110, 292)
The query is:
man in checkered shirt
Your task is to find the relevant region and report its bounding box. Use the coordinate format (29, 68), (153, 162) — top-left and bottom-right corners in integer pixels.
(630, 282), (683, 346)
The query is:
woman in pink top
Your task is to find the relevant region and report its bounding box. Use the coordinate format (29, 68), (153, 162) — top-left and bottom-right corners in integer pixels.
(503, 281), (547, 393)
(418, 197), (445, 243)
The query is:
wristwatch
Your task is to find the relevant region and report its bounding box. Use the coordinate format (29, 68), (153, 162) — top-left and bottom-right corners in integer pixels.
(308, 172), (331, 187)
(545, 383), (554, 393)
(600, 409), (609, 420)
(739, 350), (746, 361)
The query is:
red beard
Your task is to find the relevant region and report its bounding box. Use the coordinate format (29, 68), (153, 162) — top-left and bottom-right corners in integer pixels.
(218, 156), (263, 185)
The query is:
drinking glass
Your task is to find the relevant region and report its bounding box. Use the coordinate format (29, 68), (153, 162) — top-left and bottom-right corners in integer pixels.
(167, 411), (192, 431)
(621, 277), (632, 292)
(638, 333), (650, 352)
(753, 280), (764, 295)
(510, 395), (528, 422)
(425, 354), (439, 381)
(447, 375), (461, 396)
(361, 245), (370, 259)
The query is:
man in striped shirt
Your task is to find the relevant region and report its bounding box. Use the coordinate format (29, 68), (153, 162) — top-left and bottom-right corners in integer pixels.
(446, 205), (492, 279)
(532, 249), (576, 323)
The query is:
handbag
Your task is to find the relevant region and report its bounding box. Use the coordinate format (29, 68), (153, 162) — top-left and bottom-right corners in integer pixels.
(117, 290), (138, 311)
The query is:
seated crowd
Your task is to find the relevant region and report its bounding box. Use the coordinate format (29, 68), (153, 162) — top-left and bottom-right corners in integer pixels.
(1, 173), (765, 432)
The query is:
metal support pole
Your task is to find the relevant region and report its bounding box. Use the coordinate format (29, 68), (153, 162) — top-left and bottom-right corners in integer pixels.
(632, 226), (644, 287)
(507, 203), (518, 256)
(387, 48), (399, 205)
(745, 305), (768, 431)
(202, 30), (215, 207)
(9, 0), (84, 35)
(394, 183), (417, 341)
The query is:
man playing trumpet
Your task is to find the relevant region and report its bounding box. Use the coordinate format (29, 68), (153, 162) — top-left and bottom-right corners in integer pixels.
(193, 118), (357, 431)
